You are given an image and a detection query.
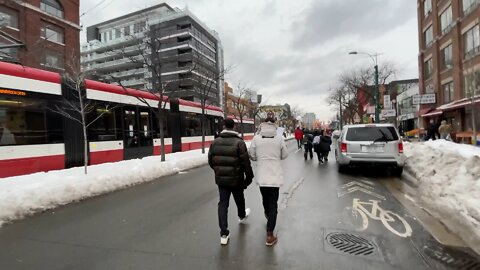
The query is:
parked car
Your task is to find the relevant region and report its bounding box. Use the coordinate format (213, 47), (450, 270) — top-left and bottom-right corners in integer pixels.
(334, 124), (405, 176)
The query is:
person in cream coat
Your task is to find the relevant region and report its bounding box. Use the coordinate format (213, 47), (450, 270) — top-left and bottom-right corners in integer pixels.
(249, 112), (288, 246)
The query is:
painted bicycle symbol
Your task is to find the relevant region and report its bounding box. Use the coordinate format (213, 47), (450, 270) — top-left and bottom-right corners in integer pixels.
(352, 198), (412, 238)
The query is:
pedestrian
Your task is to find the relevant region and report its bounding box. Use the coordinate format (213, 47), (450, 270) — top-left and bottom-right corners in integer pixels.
(425, 119), (438, 141)
(438, 120), (452, 140)
(249, 113), (288, 246)
(313, 130), (322, 162)
(208, 118), (254, 245)
(319, 130), (332, 162)
(294, 126), (304, 149)
(303, 130), (314, 160)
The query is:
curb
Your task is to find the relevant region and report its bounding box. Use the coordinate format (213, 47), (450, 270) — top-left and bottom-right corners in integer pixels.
(401, 168), (419, 188)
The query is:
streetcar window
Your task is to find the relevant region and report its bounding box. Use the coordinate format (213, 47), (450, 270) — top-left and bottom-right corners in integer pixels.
(88, 106), (120, 141)
(0, 97), (49, 145)
(183, 113), (202, 136)
(151, 110), (170, 138)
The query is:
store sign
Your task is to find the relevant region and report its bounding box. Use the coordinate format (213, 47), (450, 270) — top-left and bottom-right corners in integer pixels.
(381, 109), (396, 117)
(0, 89), (27, 96)
(412, 94), (436, 104)
(383, 95), (391, 109)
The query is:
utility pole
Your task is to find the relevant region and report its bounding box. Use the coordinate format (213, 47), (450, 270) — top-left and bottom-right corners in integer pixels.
(374, 64), (380, 123)
(339, 95), (343, 129)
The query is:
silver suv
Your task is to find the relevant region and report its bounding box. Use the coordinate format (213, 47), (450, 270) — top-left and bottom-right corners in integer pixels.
(334, 124), (405, 176)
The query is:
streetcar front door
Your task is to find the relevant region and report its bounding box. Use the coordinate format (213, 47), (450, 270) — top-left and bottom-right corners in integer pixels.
(123, 108), (153, 160)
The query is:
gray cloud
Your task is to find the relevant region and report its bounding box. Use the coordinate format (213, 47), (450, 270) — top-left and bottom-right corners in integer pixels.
(291, 0), (415, 49)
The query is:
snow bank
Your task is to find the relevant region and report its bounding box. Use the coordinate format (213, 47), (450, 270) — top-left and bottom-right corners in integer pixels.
(0, 150), (208, 226)
(404, 140), (480, 253)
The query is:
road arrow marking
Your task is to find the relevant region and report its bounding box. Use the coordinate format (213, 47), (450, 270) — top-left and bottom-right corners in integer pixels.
(338, 181), (386, 200)
(338, 187), (386, 200)
(341, 181), (375, 190)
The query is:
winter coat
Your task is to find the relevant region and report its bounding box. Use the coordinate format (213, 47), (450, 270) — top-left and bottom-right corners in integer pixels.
(294, 129), (304, 140)
(319, 135), (332, 152)
(438, 121), (452, 135)
(208, 130), (254, 188)
(303, 133), (314, 145)
(249, 122), (289, 187)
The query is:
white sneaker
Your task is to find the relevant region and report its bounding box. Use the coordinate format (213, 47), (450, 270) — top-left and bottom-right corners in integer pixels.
(220, 233), (230, 245)
(239, 208), (251, 224)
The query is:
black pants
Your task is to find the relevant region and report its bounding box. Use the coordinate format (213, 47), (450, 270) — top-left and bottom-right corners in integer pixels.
(218, 186), (246, 236)
(260, 187), (279, 232)
(296, 139), (302, 148)
(304, 144), (313, 158)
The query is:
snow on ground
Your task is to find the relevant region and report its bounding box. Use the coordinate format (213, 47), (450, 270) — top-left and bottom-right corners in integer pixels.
(404, 140), (480, 254)
(0, 136), (291, 227)
(0, 149), (209, 227)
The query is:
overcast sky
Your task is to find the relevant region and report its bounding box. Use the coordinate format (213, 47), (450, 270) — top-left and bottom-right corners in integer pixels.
(80, 0), (419, 121)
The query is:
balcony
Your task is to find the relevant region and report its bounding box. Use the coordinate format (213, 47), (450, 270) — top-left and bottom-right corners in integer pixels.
(88, 55), (144, 73)
(109, 68), (146, 79)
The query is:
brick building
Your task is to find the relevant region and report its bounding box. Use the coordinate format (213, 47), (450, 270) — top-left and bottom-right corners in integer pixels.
(0, 0), (80, 73)
(417, 0), (480, 138)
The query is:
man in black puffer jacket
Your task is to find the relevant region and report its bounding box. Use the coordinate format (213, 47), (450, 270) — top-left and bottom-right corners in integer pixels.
(208, 118), (254, 245)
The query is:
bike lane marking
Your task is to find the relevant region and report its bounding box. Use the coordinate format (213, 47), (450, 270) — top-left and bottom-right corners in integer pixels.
(339, 180), (413, 238)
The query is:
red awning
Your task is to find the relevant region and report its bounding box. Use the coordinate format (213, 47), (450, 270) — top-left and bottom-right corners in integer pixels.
(415, 108), (433, 117)
(421, 109), (443, 117)
(437, 97), (480, 111)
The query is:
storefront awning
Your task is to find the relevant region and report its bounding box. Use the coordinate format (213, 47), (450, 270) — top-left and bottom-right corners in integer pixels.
(421, 109), (443, 117)
(415, 108), (433, 117)
(437, 97), (480, 111)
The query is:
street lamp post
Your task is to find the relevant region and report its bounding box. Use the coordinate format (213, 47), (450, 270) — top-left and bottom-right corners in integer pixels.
(349, 51), (380, 123)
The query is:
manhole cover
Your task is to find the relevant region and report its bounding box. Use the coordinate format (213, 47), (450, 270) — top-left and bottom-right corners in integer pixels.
(324, 230), (383, 261)
(423, 245), (480, 270)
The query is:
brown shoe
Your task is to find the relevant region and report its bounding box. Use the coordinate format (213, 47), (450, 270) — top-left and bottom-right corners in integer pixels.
(266, 231), (278, 246)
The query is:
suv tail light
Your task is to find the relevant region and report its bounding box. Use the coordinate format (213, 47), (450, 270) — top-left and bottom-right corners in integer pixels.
(341, 142), (347, 153)
(398, 142), (404, 153)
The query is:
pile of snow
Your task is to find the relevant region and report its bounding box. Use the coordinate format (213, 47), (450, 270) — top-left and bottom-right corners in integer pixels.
(404, 140), (480, 253)
(0, 150), (209, 226)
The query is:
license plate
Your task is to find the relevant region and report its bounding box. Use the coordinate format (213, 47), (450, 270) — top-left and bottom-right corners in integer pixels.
(361, 145), (384, 153)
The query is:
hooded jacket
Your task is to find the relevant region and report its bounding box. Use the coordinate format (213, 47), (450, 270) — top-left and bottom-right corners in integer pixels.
(208, 130), (254, 188)
(249, 122), (289, 187)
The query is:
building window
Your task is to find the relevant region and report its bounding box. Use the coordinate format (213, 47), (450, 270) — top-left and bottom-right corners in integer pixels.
(424, 25), (433, 47)
(424, 58), (433, 78)
(0, 6), (18, 29)
(108, 30), (112, 41)
(463, 0), (479, 14)
(41, 23), (64, 44)
(124, 25), (130, 36)
(424, 0), (432, 16)
(115, 28), (121, 39)
(440, 6), (453, 34)
(133, 21), (145, 34)
(464, 71), (480, 97)
(441, 44), (453, 70)
(40, 0), (64, 19)
(42, 50), (63, 69)
(442, 82), (454, 103)
(464, 24), (480, 58)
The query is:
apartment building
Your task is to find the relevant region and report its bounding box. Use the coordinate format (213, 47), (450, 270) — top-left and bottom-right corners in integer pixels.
(0, 0), (80, 73)
(81, 3), (224, 107)
(418, 0), (480, 134)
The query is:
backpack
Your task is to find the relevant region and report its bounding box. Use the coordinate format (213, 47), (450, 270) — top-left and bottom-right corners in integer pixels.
(303, 134), (313, 144)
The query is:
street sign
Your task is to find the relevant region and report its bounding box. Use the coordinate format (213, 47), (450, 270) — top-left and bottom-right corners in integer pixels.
(381, 109), (396, 117)
(384, 95), (391, 109)
(413, 94), (436, 104)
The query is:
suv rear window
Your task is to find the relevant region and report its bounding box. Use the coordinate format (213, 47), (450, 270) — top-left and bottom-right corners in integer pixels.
(346, 127), (399, 141)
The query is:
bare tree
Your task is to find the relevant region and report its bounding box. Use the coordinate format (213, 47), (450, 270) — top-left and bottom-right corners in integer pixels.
(50, 59), (116, 174)
(228, 83), (251, 138)
(329, 61), (398, 124)
(94, 19), (196, 162)
(190, 52), (229, 154)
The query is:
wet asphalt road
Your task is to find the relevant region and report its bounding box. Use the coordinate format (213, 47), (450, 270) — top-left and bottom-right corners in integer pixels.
(0, 140), (479, 270)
